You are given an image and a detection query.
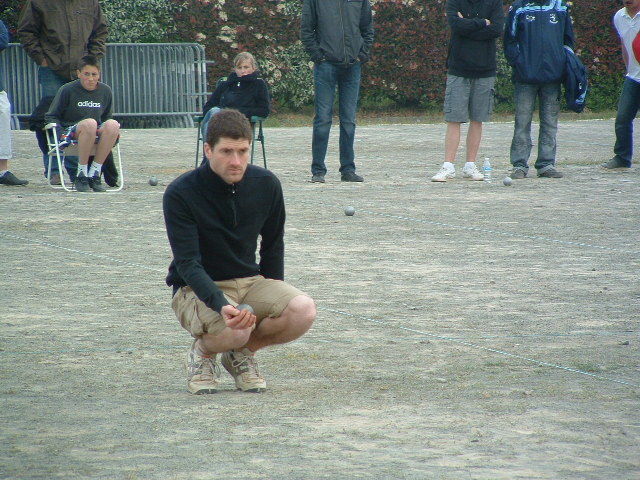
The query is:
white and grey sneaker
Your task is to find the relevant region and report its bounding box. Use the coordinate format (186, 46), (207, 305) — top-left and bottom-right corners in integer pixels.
(186, 341), (220, 394)
(461, 163), (484, 181)
(431, 165), (456, 182)
(221, 348), (266, 393)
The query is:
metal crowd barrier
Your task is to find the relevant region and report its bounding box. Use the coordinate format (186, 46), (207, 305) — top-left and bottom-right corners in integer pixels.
(1, 43), (209, 128)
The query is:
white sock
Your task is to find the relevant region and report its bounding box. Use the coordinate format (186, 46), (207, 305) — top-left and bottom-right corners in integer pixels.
(0, 170), (7, 177)
(78, 164), (88, 177)
(443, 161), (455, 171)
(465, 161), (476, 169)
(88, 162), (103, 177)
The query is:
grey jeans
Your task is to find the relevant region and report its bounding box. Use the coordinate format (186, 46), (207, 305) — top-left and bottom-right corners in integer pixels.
(509, 82), (561, 173)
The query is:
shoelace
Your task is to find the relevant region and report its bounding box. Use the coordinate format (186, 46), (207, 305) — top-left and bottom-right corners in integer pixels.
(192, 355), (218, 379)
(232, 352), (262, 377)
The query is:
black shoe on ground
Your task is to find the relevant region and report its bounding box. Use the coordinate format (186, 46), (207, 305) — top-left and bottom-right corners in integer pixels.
(74, 172), (91, 192)
(601, 157), (631, 170)
(341, 171), (364, 182)
(510, 168), (527, 179)
(0, 171), (29, 186)
(89, 173), (107, 192)
(537, 167), (563, 178)
(311, 174), (325, 183)
(49, 173), (62, 185)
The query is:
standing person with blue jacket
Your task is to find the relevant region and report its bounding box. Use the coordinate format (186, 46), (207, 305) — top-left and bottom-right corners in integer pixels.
(504, 0), (575, 179)
(301, 0), (374, 183)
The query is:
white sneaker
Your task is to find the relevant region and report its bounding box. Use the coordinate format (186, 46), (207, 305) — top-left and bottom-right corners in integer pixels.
(431, 165), (456, 182)
(221, 348), (267, 392)
(462, 163), (484, 181)
(186, 341), (220, 394)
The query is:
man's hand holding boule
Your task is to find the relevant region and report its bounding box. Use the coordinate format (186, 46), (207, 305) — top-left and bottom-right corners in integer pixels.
(221, 304), (256, 330)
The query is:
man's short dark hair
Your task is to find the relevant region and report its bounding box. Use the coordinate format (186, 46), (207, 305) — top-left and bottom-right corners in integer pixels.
(78, 55), (100, 71)
(206, 109), (253, 147)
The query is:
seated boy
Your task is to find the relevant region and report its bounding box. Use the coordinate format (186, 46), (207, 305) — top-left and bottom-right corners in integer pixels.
(45, 55), (120, 192)
(200, 51), (270, 140)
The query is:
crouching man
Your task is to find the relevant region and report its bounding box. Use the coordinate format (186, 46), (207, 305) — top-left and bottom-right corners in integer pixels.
(163, 109), (316, 394)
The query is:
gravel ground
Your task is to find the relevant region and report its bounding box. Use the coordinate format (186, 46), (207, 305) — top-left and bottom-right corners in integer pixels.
(1, 118), (639, 479)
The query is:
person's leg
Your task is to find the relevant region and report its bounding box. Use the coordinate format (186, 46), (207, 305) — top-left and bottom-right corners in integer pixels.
(244, 295), (316, 352)
(93, 119), (120, 165)
(72, 119), (100, 192)
(433, 75), (471, 182)
(337, 62), (362, 176)
(38, 67), (67, 177)
(610, 77), (640, 168)
(311, 62), (337, 178)
(510, 82), (537, 177)
(75, 119), (98, 166)
(535, 82), (561, 175)
(444, 122), (461, 164)
(465, 121), (483, 163)
(200, 107), (221, 144)
(466, 76), (495, 164)
(220, 277), (315, 392)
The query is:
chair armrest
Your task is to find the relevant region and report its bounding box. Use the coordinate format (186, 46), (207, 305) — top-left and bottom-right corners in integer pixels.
(250, 116), (266, 123)
(44, 122), (58, 130)
(193, 115), (204, 124)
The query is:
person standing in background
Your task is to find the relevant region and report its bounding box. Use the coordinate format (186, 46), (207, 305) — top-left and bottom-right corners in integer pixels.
(301, 0), (374, 183)
(0, 20), (28, 186)
(431, 0), (504, 183)
(17, 0), (108, 184)
(602, 0), (640, 170)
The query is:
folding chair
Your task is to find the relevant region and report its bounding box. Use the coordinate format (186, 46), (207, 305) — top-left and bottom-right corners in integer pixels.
(45, 123), (124, 192)
(194, 114), (267, 169)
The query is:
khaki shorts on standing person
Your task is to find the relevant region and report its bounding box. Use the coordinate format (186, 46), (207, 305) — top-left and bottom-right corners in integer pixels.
(172, 275), (305, 337)
(443, 74), (496, 123)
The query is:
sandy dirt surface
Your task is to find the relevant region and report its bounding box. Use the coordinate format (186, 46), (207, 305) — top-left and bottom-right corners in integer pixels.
(1, 118), (639, 479)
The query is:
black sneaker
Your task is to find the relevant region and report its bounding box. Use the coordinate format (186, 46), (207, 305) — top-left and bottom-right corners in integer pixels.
(601, 157), (631, 170)
(74, 172), (91, 192)
(89, 173), (107, 192)
(311, 174), (325, 183)
(537, 167), (563, 178)
(510, 168), (527, 179)
(341, 171), (364, 182)
(0, 171), (29, 186)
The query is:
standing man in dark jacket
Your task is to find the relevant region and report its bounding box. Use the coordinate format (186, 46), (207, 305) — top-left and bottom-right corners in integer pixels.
(18, 0), (108, 184)
(504, 0), (574, 179)
(164, 109), (316, 394)
(431, 0), (504, 183)
(301, 0), (374, 183)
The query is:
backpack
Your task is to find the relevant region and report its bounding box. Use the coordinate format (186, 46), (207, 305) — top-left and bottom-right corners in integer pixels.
(563, 46), (588, 113)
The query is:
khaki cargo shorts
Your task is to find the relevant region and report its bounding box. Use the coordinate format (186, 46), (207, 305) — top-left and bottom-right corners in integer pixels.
(171, 275), (305, 337)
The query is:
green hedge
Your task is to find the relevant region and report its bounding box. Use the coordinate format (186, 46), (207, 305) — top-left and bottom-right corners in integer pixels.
(3, 0), (626, 112)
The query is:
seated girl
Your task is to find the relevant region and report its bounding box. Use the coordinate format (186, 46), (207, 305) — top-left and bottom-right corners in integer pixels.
(201, 52), (270, 139)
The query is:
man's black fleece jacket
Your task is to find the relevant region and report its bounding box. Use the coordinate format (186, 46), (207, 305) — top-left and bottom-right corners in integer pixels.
(163, 163), (285, 313)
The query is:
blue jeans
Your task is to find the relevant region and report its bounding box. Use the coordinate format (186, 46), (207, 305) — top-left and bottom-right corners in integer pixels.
(200, 107), (221, 140)
(510, 82), (561, 173)
(38, 66), (78, 176)
(311, 61), (361, 175)
(613, 77), (640, 167)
